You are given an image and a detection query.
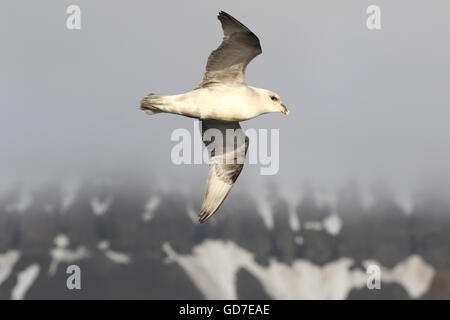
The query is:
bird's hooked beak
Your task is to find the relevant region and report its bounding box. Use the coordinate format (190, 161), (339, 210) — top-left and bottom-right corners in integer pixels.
(281, 104), (290, 115)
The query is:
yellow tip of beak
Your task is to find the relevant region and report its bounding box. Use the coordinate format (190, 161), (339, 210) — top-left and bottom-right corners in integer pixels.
(281, 104), (290, 115)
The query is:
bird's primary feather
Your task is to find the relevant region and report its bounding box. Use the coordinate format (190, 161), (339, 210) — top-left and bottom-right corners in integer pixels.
(198, 11), (262, 88)
(198, 120), (249, 223)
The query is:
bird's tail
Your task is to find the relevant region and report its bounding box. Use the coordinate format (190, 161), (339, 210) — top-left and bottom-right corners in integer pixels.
(140, 93), (165, 115)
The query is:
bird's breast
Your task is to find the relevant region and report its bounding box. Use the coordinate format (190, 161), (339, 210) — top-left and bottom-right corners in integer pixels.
(195, 87), (260, 121)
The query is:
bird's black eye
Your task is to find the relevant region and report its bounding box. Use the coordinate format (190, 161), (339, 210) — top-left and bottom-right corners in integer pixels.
(270, 95), (277, 101)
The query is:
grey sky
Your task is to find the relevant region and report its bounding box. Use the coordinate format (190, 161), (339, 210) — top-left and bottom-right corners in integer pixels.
(1, 0), (449, 193)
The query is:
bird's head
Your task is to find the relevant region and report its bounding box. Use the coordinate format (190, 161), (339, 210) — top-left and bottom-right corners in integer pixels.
(255, 88), (290, 115)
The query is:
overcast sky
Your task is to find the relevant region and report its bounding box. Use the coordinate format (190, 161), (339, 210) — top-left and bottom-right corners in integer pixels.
(1, 0), (449, 194)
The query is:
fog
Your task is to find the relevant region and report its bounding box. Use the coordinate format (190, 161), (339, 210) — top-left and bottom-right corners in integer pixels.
(1, 0), (449, 194)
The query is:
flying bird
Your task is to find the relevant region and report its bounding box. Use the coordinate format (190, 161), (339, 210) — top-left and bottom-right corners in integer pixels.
(140, 11), (289, 223)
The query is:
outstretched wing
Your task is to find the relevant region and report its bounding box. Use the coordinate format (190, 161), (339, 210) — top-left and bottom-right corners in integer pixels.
(198, 11), (262, 88)
(198, 120), (249, 223)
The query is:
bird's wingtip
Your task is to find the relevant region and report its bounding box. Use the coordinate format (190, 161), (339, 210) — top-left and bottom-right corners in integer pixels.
(198, 207), (216, 224)
(198, 210), (209, 224)
(218, 10), (230, 18)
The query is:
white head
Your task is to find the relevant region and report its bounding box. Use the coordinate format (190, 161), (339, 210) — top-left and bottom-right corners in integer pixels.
(253, 88), (290, 115)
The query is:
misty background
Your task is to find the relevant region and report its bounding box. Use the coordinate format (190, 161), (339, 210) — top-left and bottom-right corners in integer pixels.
(0, 0), (450, 300)
(1, 0), (449, 194)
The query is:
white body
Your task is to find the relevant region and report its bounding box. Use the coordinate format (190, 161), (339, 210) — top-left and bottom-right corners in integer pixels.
(150, 85), (284, 122)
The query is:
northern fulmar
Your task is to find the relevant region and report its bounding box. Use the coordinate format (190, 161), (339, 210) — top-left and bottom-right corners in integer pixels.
(140, 11), (289, 223)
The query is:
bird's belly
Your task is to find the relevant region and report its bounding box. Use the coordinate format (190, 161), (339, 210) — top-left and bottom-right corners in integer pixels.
(196, 94), (257, 121)
(200, 105), (254, 121)
(173, 87), (259, 121)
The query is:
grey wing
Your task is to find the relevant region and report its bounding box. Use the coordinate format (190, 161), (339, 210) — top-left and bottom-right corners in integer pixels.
(198, 11), (262, 88)
(198, 120), (249, 223)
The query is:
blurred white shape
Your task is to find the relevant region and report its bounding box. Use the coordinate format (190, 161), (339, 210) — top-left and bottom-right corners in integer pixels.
(164, 240), (435, 300)
(249, 182), (303, 231)
(54, 234), (69, 248)
(248, 184), (274, 229)
(0, 250), (21, 287)
(287, 204), (301, 232)
(60, 177), (81, 213)
(279, 184), (302, 232)
(303, 221), (323, 231)
(323, 213), (343, 236)
(97, 241), (131, 264)
(309, 187), (343, 236)
(49, 234), (89, 276)
(294, 236), (304, 245)
(245, 257), (366, 300)
(363, 255), (435, 299)
(105, 251), (131, 265)
(90, 195), (113, 216)
(11, 264), (40, 300)
(165, 239), (367, 300)
(303, 213), (343, 237)
(141, 195), (161, 222)
(186, 203), (198, 223)
(394, 192), (414, 215)
(162, 240), (254, 299)
(5, 189), (33, 213)
(256, 200), (274, 230)
(97, 240), (110, 251)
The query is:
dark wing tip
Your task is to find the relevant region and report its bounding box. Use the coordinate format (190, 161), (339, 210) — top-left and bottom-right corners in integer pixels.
(217, 10), (251, 34)
(198, 208), (212, 224)
(218, 10), (231, 18)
